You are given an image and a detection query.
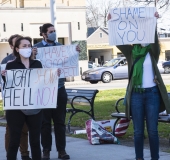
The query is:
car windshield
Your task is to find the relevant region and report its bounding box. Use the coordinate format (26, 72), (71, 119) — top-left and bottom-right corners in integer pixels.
(103, 59), (120, 67)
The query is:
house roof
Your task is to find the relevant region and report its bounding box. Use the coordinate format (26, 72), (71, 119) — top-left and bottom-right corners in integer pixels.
(87, 27), (108, 38)
(87, 27), (98, 37)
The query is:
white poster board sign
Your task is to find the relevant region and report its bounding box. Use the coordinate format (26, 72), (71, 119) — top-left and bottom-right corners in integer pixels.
(3, 68), (59, 110)
(108, 7), (157, 45)
(36, 44), (79, 78)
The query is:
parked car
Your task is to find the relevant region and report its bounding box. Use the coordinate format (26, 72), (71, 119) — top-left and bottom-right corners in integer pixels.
(88, 62), (98, 69)
(157, 60), (166, 74)
(82, 57), (165, 84)
(82, 57), (128, 84)
(162, 60), (170, 74)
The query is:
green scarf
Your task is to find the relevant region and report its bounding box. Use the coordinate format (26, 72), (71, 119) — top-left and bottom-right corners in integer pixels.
(132, 44), (151, 91)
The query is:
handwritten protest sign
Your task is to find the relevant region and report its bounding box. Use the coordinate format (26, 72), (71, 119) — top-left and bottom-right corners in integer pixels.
(36, 44), (79, 78)
(108, 7), (156, 45)
(3, 68), (58, 110)
(1, 64), (6, 71)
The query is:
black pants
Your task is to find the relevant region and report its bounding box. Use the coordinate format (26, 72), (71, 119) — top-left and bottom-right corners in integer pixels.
(6, 110), (43, 160)
(41, 86), (67, 152)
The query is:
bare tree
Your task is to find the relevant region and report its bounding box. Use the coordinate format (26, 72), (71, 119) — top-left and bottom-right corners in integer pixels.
(86, 0), (100, 27)
(86, 0), (120, 27)
(86, 0), (170, 28)
(126, 0), (170, 13)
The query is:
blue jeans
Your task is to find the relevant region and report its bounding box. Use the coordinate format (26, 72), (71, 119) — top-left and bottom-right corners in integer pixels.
(131, 86), (160, 160)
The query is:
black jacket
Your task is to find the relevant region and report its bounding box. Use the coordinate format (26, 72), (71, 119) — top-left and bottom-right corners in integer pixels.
(5, 58), (42, 70)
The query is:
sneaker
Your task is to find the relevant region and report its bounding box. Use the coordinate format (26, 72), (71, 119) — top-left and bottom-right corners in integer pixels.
(58, 150), (70, 159)
(41, 150), (50, 160)
(21, 156), (32, 160)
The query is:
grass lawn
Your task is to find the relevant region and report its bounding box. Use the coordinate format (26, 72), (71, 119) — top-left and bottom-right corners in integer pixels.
(66, 85), (170, 140)
(0, 101), (4, 117)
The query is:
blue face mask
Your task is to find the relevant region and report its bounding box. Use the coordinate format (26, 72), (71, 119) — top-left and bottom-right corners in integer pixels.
(141, 43), (150, 47)
(47, 32), (56, 42)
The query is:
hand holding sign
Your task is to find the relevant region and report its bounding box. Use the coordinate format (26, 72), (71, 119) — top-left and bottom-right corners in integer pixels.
(1, 70), (7, 76)
(108, 7), (157, 46)
(3, 68), (59, 110)
(36, 44), (79, 78)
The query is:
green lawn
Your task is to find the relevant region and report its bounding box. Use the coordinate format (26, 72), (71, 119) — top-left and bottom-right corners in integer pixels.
(0, 101), (4, 117)
(66, 85), (170, 139)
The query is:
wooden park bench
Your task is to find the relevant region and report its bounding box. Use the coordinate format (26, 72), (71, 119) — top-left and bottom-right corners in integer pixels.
(111, 93), (170, 137)
(66, 89), (99, 133)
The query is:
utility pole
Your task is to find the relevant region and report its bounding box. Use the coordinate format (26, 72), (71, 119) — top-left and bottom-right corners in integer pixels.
(50, 0), (58, 41)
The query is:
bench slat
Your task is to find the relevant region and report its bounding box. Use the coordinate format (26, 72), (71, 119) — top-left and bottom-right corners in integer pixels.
(111, 112), (170, 123)
(67, 92), (94, 97)
(66, 89), (97, 94)
(67, 95), (93, 100)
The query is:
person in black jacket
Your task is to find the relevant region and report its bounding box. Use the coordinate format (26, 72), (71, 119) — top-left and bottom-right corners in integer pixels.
(2, 37), (43, 160)
(1, 34), (32, 160)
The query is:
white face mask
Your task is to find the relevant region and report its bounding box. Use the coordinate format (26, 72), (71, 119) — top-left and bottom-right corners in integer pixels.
(19, 48), (32, 58)
(141, 43), (150, 47)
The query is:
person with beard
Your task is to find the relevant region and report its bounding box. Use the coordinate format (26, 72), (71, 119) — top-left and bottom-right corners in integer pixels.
(33, 23), (80, 160)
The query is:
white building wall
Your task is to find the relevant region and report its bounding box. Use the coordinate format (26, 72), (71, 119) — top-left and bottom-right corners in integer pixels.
(0, 0), (85, 8)
(0, 7), (87, 62)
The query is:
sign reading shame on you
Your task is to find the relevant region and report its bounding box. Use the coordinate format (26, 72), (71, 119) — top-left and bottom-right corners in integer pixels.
(108, 7), (156, 45)
(3, 68), (58, 110)
(36, 44), (79, 78)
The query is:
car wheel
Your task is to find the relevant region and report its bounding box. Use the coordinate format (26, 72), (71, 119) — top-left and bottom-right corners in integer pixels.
(102, 72), (112, 83)
(164, 66), (170, 74)
(89, 81), (98, 84)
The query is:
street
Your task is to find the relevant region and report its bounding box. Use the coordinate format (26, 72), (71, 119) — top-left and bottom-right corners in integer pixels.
(66, 74), (170, 90)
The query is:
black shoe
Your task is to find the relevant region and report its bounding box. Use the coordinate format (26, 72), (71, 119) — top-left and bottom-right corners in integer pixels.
(58, 150), (70, 159)
(41, 150), (50, 160)
(21, 156), (32, 160)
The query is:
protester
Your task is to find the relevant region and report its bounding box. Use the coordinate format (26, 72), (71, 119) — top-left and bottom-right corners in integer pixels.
(33, 23), (80, 160)
(108, 12), (170, 160)
(1, 34), (32, 160)
(2, 36), (43, 160)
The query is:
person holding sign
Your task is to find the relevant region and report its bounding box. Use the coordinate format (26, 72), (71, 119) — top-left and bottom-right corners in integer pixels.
(2, 37), (43, 160)
(108, 11), (170, 160)
(1, 34), (32, 160)
(33, 23), (80, 160)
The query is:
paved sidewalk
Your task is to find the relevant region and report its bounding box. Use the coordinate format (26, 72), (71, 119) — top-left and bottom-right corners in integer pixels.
(0, 125), (169, 160)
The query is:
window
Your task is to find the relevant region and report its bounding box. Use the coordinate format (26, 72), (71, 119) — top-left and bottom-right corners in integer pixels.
(118, 59), (127, 66)
(78, 22), (80, 30)
(58, 38), (64, 45)
(103, 59), (119, 67)
(3, 23), (6, 32)
(100, 33), (102, 38)
(21, 23), (23, 31)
